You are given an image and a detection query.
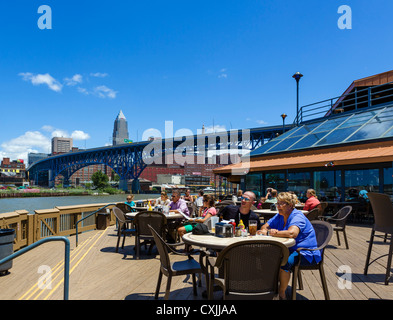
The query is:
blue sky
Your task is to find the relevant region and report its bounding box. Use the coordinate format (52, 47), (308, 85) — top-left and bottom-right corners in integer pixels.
(1, 0), (393, 163)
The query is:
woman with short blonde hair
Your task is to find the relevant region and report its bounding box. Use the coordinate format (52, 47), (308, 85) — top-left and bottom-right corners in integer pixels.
(276, 192), (298, 208)
(258, 191), (320, 299)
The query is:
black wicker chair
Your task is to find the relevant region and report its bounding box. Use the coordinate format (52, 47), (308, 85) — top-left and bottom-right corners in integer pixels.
(207, 240), (289, 300)
(364, 193), (393, 285)
(112, 207), (136, 253)
(291, 220), (333, 300)
(148, 225), (203, 300)
(305, 208), (321, 221)
(321, 205), (352, 249)
(134, 211), (167, 259)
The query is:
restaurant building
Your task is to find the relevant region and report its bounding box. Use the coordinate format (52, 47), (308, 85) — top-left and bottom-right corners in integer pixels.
(213, 70), (393, 202)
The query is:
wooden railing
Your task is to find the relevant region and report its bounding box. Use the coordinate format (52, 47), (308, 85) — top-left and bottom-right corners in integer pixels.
(0, 202), (120, 251)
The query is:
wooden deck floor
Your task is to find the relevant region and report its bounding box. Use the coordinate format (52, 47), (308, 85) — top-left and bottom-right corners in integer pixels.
(1, 222), (393, 300)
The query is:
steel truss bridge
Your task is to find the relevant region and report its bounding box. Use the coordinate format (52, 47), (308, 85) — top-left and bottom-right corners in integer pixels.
(27, 124), (292, 192)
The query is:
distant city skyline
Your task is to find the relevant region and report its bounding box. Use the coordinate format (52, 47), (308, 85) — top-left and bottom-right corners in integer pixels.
(1, 1), (393, 163)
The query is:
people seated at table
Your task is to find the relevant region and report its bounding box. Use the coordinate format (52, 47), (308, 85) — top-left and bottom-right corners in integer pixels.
(219, 191), (262, 230)
(154, 191), (171, 207)
(303, 189), (320, 211)
(258, 192), (321, 300)
(125, 194), (136, 207)
(182, 189), (194, 202)
(195, 190), (204, 215)
(264, 189), (278, 204)
(256, 196), (266, 209)
(359, 189), (369, 201)
(169, 189), (190, 216)
(347, 188), (359, 201)
(177, 194), (217, 237)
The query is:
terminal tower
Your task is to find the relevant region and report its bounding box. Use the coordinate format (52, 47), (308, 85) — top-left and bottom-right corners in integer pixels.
(112, 110), (129, 146)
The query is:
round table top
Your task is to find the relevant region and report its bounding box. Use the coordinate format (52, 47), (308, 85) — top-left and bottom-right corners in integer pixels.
(125, 211), (183, 219)
(254, 209), (309, 215)
(182, 232), (295, 250)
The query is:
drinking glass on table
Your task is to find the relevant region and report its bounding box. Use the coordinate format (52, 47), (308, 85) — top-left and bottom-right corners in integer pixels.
(211, 216), (219, 233)
(249, 220), (257, 236)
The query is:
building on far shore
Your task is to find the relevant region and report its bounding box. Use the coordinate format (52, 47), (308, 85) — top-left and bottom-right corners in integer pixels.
(0, 157), (26, 186)
(52, 137), (73, 154)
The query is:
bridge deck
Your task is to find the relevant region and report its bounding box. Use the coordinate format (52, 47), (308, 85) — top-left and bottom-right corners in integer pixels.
(1, 223), (393, 300)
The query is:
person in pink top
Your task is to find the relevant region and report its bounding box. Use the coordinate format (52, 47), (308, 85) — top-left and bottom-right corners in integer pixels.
(177, 194), (216, 237)
(303, 189), (320, 211)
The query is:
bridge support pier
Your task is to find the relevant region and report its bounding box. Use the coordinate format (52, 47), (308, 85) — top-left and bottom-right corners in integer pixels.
(131, 179), (140, 194)
(119, 179), (128, 192)
(48, 170), (55, 188)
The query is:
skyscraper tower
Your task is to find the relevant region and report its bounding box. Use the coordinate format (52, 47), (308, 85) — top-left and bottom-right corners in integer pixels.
(112, 110), (129, 146)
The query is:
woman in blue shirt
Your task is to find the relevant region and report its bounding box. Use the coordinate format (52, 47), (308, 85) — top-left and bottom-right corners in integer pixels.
(258, 192), (321, 300)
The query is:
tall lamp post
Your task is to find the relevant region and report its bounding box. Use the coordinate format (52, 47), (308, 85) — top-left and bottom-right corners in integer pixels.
(281, 113), (287, 133)
(292, 72), (303, 125)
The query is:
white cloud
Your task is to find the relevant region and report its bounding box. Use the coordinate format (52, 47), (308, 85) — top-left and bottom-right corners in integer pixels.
(41, 125), (54, 132)
(0, 131), (51, 162)
(94, 85), (117, 99)
(19, 72), (63, 92)
(51, 129), (69, 138)
(0, 127), (92, 163)
(90, 72), (108, 78)
(246, 118), (268, 125)
(218, 68), (228, 79)
(77, 87), (89, 95)
(19, 72), (118, 98)
(204, 125), (227, 133)
(64, 74), (83, 86)
(71, 130), (90, 140)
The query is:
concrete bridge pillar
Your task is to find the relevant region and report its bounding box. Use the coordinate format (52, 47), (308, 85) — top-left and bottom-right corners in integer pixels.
(131, 179), (140, 194)
(119, 179), (128, 192)
(48, 170), (55, 188)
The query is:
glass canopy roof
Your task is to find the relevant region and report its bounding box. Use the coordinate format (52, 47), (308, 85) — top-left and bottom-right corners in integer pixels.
(250, 104), (393, 157)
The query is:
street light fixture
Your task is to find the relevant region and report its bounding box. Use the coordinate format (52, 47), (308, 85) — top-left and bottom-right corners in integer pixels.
(292, 72), (303, 125)
(281, 113), (287, 133)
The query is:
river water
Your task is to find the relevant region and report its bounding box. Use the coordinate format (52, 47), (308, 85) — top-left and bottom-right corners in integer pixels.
(0, 193), (158, 214)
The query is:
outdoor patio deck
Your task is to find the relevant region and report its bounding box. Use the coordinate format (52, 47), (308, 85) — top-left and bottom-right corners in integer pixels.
(1, 222), (392, 300)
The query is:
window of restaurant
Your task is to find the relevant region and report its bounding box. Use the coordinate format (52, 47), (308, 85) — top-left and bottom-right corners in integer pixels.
(344, 168), (379, 200)
(384, 167), (393, 196)
(264, 172), (285, 196)
(287, 172), (311, 202)
(313, 170), (341, 201)
(245, 173), (262, 199)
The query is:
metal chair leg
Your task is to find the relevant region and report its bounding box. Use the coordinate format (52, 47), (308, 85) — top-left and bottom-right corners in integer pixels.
(343, 229), (349, 249)
(319, 263), (330, 300)
(164, 276), (172, 300)
(364, 229), (375, 275)
(385, 239), (393, 285)
(192, 273), (197, 295)
(297, 270), (304, 290)
(291, 267), (299, 300)
(155, 270), (163, 299)
(336, 230), (341, 246)
(121, 233), (126, 249)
